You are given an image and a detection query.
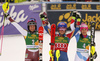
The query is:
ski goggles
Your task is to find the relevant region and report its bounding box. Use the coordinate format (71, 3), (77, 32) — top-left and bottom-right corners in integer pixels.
(27, 22), (37, 25)
(58, 27), (67, 31)
(27, 18), (37, 25)
(27, 18), (36, 23)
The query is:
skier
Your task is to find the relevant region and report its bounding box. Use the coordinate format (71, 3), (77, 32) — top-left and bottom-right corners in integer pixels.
(4, 13), (39, 61)
(73, 23), (97, 61)
(39, 11), (81, 61)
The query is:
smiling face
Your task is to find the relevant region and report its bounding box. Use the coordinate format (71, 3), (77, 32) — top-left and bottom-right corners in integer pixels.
(59, 30), (66, 35)
(58, 27), (66, 36)
(29, 25), (36, 32)
(81, 28), (88, 35)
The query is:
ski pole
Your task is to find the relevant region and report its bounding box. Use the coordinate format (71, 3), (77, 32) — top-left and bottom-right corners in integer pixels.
(0, 2), (9, 56)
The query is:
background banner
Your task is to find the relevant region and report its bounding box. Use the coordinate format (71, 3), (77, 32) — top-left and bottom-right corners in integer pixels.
(0, 3), (42, 35)
(47, 2), (100, 10)
(46, 2), (100, 30)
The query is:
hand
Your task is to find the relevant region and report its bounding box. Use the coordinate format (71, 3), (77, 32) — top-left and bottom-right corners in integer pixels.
(39, 12), (47, 21)
(72, 11), (77, 17)
(76, 11), (81, 19)
(72, 11), (81, 20)
(40, 14), (45, 20)
(3, 12), (9, 18)
(76, 11), (81, 26)
(92, 51), (97, 59)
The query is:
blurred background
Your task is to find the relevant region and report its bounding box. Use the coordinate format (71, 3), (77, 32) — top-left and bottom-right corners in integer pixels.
(0, 0), (100, 3)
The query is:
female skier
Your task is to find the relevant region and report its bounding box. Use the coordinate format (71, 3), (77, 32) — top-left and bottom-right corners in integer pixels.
(39, 11), (81, 61)
(73, 23), (97, 61)
(4, 13), (39, 61)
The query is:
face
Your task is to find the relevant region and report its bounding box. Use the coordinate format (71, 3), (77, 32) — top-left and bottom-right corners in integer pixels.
(81, 28), (87, 35)
(29, 25), (35, 32)
(59, 30), (66, 35)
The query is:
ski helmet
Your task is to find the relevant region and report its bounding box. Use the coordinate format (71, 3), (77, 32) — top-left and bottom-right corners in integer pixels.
(80, 23), (88, 31)
(57, 22), (67, 31)
(27, 18), (37, 31)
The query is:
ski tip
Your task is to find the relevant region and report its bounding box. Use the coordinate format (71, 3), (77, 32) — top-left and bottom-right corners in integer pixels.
(39, 26), (43, 29)
(38, 26), (44, 33)
(91, 21), (96, 24)
(51, 24), (56, 28)
(90, 21), (96, 26)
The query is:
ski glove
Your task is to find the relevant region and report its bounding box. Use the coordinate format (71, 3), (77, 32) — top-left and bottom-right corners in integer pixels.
(91, 51), (97, 59)
(72, 11), (81, 19)
(76, 12), (81, 19)
(72, 11), (77, 17)
(3, 12), (10, 18)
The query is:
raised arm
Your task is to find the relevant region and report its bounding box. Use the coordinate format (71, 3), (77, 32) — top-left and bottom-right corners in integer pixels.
(39, 12), (51, 35)
(5, 14), (27, 36)
(70, 11), (76, 31)
(67, 11), (81, 39)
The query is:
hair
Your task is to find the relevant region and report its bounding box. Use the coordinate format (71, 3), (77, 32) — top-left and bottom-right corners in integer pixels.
(80, 33), (84, 39)
(28, 25), (37, 33)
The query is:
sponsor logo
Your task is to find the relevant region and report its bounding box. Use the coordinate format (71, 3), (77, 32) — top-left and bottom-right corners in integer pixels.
(82, 13), (100, 30)
(27, 45), (39, 48)
(58, 12), (72, 28)
(0, 6), (28, 27)
(29, 4), (39, 11)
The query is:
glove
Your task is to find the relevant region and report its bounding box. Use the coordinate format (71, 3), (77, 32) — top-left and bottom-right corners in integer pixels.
(3, 13), (14, 22)
(76, 11), (81, 19)
(39, 12), (49, 25)
(93, 52), (97, 59)
(72, 10), (77, 17)
(39, 12), (47, 21)
(72, 11), (81, 22)
(76, 11), (81, 25)
(40, 14), (47, 19)
(3, 12), (9, 18)
(90, 51), (97, 59)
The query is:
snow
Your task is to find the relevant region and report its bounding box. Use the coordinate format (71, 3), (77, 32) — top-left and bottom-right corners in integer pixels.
(0, 31), (100, 61)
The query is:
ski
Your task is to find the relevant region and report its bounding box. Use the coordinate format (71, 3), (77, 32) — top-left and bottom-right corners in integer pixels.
(38, 26), (44, 61)
(49, 24), (56, 61)
(90, 21), (96, 61)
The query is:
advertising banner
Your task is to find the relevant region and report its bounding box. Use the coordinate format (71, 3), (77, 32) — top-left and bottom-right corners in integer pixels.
(47, 2), (100, 30)
(0, 3), (42, 35)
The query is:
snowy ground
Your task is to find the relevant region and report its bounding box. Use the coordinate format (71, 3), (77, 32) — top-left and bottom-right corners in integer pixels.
(0, 31), (100, 61)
